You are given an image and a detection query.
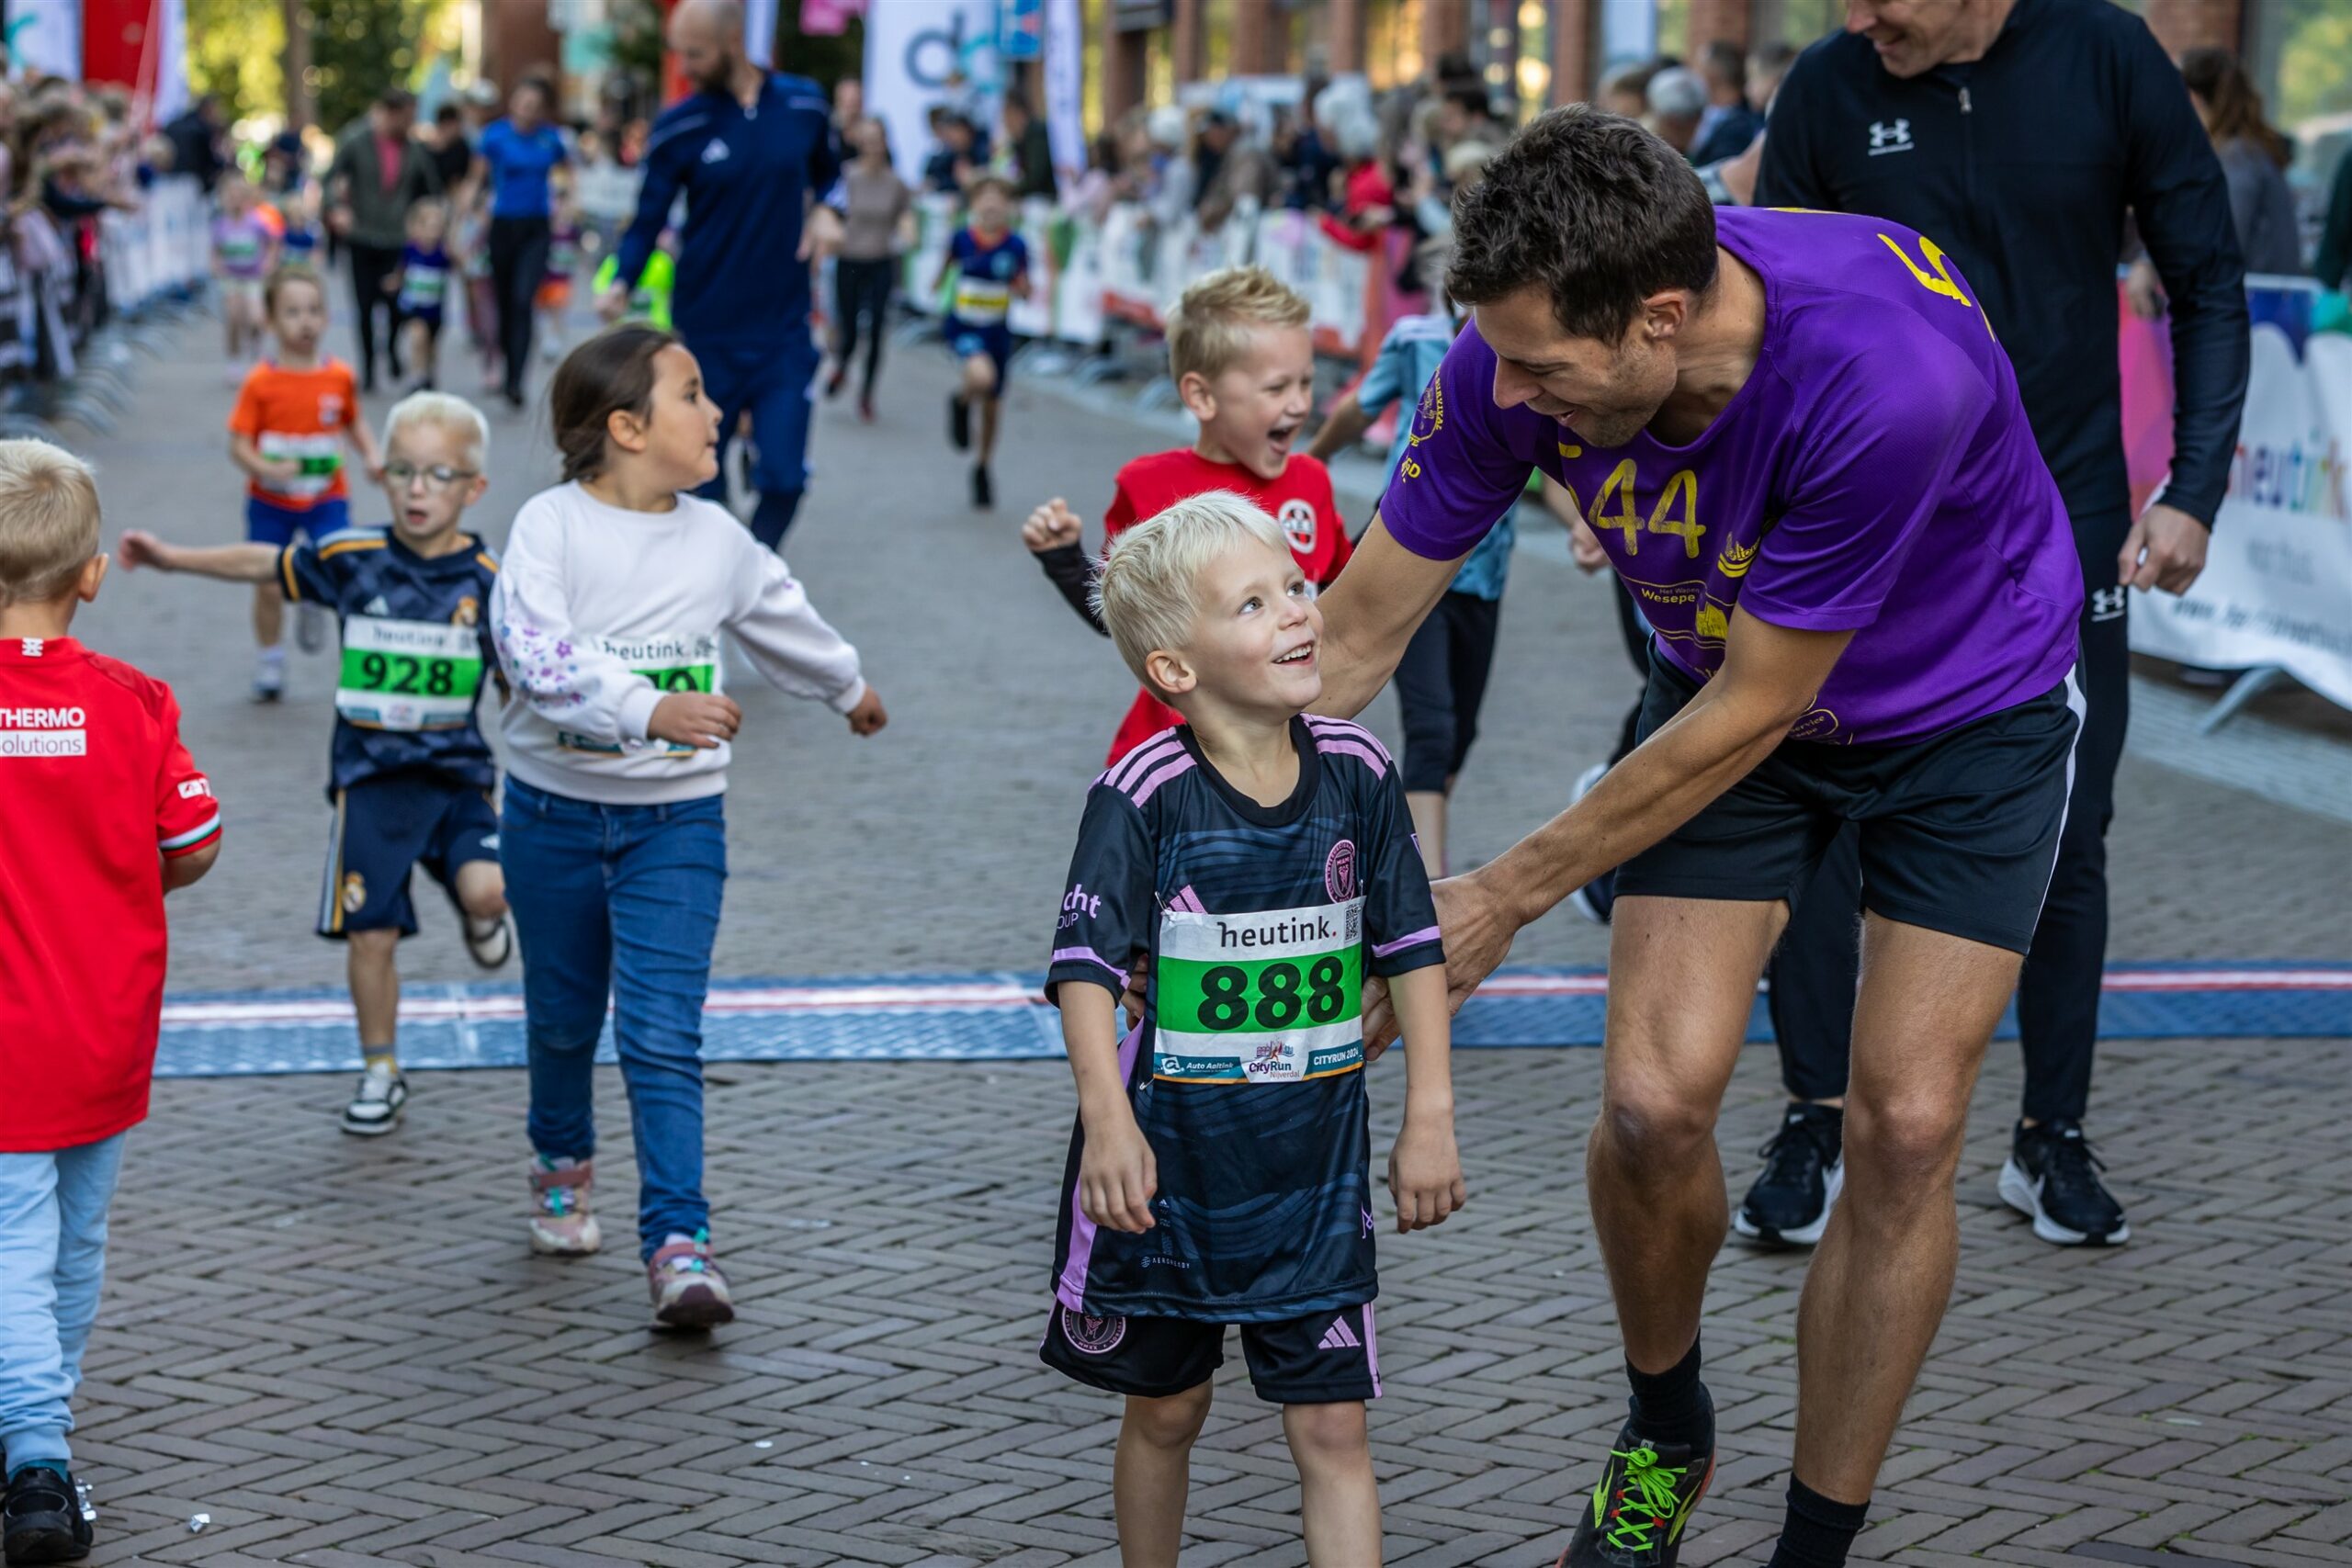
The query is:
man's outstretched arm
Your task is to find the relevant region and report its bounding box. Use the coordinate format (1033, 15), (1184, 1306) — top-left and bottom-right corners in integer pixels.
(1312, 513), (1469, 719)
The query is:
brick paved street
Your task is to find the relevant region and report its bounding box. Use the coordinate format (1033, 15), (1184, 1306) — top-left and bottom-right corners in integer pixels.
(37, 307), (2352, 1564)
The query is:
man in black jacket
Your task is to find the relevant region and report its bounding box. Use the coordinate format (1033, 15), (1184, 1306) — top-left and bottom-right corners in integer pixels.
(1745, 0), (2247, 1260)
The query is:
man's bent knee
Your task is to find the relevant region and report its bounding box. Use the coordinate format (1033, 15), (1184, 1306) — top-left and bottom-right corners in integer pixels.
(1595, 1085), (1718, 1172)
(1843, 1093), (1969, 1198)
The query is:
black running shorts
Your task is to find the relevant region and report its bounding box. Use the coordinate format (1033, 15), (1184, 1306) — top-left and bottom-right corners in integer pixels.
(1039, 1299), (1379, 1404)
(1615, 651), (2082, 954)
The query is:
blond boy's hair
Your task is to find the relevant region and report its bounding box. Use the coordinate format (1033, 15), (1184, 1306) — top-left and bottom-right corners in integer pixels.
(383, 390), (491, 474)
(0, 439), (100, 607)
(1093, 491), (1292, 689)
(1164, 265), (1310, 385)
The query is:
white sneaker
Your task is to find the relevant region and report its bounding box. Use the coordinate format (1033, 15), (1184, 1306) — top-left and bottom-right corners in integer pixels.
(340, 1063), (408, 1136)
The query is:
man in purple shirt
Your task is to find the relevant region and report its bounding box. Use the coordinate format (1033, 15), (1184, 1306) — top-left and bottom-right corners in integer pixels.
(1317, 109), (2083, 1567)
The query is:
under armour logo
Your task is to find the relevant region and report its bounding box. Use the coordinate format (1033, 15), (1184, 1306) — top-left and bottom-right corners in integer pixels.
(1868, 119), (1913, 155)
(2090, 587), (2128, 622)
(701, 140), (730, 164)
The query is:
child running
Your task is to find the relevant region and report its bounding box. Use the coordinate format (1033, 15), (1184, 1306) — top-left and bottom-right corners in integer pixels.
(536, 184), (583, 366)
(1041, 491), (1464, 1567)
(491, 324), (888, 1329)
(934, 174), (1029, 510)
(210, 172), (277, 376)
(1023, 266), (1350, 765)
(227, 264), (384, 700)
(0, 441), (221, 1568)
(391, 198), (453, 393)
(119, 392), (512, 1138)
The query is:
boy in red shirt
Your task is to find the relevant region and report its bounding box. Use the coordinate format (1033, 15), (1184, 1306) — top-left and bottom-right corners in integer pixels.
(1022, 265), (1351, 763)
(0, 441), (220, 1565)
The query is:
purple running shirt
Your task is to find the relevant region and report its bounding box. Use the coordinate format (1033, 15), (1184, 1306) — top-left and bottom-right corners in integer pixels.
(1379, 206), (2083, 744)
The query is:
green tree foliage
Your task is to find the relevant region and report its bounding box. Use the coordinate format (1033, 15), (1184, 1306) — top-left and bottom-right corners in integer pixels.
(301, 0), (436, 134)
(186, 0), (286, 123)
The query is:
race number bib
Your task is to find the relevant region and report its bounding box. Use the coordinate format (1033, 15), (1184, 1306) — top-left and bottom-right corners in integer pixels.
(556, 631), (721, 756)
(257, 432), (343, 501)
(336, 618), (482, 730)
(1153, 899), (1365, 1083)
(952, 276), (1012, 325)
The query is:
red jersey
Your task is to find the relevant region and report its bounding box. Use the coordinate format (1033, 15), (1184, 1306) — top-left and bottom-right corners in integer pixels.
(0, 637), (220, 1151)
(1102, 448), (1352, 765)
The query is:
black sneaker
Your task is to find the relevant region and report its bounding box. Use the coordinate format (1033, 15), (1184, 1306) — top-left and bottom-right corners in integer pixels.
(948, 393), (970, 452)
(1554, 1405), (1715, 1567)
(1734, 1103), (1845, 1247)
(2000, 1120), (2130, 1246)
(4, 1463), (93, 1565)
(971, 463), (993, 510)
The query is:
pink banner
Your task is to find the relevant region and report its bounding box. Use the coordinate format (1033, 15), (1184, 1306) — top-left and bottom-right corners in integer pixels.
(800, 0), (861, 35)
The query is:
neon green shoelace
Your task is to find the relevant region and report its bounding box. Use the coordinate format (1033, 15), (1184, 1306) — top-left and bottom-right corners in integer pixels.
(1601, 1445), (1689, 1551)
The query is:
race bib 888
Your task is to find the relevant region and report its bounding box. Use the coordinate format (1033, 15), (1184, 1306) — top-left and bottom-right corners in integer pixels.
(1152, 899), (1365, 1084)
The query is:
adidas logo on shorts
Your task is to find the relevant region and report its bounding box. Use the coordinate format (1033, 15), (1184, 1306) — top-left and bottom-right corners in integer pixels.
(1317, 1316), (1361, 1352)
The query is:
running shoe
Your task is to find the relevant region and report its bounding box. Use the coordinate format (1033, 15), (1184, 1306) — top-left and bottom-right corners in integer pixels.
(528, 1157), (602, 1256)
(649, 1230), (735, 1329)
(3, 1463), (93, 1565)
(252, 655), (285, 704)
(340, 1063), (408, 1137)
(824, 367), (847, 400)
(294, 601), (328, 654)
(1555, 1410), (1715, 1567)
(1566, 762), (1617, 925)
(1734, 1103), (1845, 1247)
(2000, 1120), (2131, 1246)
(948, 392), (970, 452)
(463, 911), (513, 969)
(972, 463), (993, 510)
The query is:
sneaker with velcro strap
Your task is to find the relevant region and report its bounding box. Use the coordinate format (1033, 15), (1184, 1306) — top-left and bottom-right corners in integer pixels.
(339, 1062), (408, 1137)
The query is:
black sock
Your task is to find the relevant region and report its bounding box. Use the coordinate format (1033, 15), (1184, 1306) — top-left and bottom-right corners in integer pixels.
(1625, 1335), (1707, 1441)
(1768, 1477), (1869, 1568)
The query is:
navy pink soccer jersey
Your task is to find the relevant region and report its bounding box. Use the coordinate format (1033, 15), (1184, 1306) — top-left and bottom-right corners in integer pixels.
(1380, 206), (2084, 745)
(1045, 716), (1443, 1322)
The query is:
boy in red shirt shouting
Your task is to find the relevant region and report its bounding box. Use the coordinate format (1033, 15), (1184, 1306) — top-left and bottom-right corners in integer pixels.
(0, 442), (220, 1565)
(1023, 266), (1351, 764)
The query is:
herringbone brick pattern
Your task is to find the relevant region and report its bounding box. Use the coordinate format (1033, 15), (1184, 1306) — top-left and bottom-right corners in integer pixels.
(71, 1033), (2350, 1565)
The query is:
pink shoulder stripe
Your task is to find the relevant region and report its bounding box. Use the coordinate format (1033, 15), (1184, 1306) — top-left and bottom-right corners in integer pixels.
(1104, 730), (1187, 793)
(1128, 750), (1199, 807)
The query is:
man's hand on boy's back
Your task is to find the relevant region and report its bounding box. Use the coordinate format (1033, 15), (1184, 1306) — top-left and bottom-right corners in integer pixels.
(648, 691), (742, 749)
(1023, 497), (1082, 554)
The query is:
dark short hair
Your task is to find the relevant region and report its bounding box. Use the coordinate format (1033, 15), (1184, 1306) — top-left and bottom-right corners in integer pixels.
(263, 262), (327, 315)
(1702, 40), (1747, 87)
(549, 323), (684, 482)
(377, 86), (416, 112)
(1445, 107), (1718, 344)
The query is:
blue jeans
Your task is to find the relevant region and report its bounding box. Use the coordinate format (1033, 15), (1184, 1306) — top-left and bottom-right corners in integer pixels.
(0, 1134), (127, 1475)
(502, 778), (728, 1261)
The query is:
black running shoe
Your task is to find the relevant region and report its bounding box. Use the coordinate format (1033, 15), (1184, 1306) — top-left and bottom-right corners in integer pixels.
(948, 393), (970, 452)
(2000, 1119), (2130, 1246)
(1735, 1103), (1845, 1247)
(972, 463), (993, 510)
(4, 1464), (93, 1565)
(1554, 1407), (1715, 1567)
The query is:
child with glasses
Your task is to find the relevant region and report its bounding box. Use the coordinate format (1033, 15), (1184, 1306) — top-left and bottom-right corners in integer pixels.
(119, 392), (513, 1137)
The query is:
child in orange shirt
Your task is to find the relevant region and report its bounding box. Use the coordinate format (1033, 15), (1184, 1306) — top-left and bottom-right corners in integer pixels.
(228, 265), (383, 701)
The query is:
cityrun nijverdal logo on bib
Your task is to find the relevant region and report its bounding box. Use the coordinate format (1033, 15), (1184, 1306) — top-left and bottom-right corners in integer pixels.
(0, 705), (87, 757)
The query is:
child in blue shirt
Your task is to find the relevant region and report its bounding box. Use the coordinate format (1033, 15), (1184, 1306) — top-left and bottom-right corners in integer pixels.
(932, 175), (1030, 511)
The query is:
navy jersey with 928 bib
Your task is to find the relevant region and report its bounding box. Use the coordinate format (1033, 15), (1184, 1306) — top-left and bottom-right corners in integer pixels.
(279, 526), (501, 797)
(1045, 716), (1443, 1323)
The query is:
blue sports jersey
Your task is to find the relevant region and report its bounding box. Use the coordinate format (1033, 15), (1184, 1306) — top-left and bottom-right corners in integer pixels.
(1045, 716), (1444, 1322)
(611, 73), (841, 347)
(944, 227), (1028, 331)
(279, 526), (501, 795)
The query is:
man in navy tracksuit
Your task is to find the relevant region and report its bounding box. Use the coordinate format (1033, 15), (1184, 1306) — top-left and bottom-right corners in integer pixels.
(602, 0), (842, 550)
(1736, 0), (2247, 1269)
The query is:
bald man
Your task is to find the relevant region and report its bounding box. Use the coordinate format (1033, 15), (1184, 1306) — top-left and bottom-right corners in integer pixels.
(604, 0), (844, 547)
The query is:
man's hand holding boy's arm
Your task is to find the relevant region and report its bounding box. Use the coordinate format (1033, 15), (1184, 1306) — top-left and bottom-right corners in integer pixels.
(1383, 963), (1464, 1233)
(1061, 979), (1157, 1234)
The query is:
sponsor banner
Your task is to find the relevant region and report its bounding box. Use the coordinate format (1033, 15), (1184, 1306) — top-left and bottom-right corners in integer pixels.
(865, 0), (1001, 186)
(2122, 279), (2352, 710)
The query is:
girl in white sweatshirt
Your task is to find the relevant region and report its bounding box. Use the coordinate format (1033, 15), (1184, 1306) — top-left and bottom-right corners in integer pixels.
(490, 323), (888, 1329)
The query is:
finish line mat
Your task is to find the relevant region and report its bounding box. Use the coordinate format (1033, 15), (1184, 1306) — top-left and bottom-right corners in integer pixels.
(154, 964), (2352, 1077)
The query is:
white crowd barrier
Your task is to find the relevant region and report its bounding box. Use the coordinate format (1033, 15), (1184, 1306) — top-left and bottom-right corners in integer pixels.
(100, 175), (209, 315)
(898, 195), (1401, 367)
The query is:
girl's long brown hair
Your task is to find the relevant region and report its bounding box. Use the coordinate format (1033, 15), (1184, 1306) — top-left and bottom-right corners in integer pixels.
(2181, 49), (2291, 171)
(548, 322), (682, 483)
